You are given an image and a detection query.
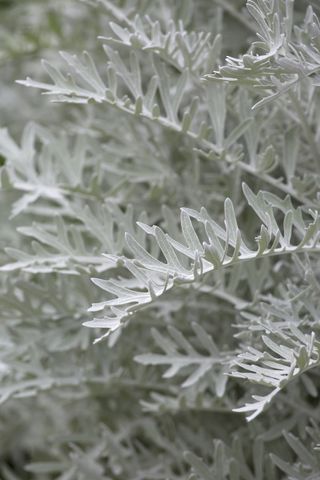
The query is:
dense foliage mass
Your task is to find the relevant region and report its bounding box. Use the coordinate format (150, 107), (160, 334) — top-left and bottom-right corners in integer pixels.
(1, 0), (320, 478)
